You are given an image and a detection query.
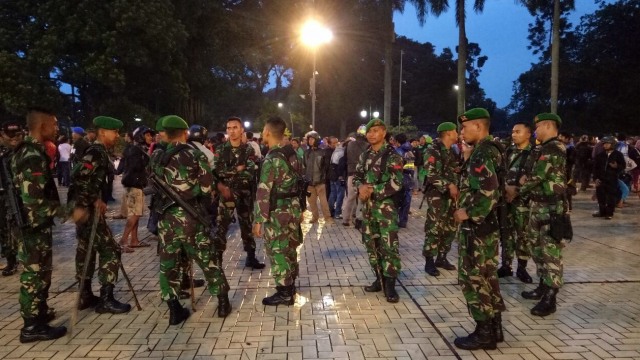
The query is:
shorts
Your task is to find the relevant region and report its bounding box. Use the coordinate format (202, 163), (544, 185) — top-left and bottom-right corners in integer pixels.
(126, 187), (145, 216)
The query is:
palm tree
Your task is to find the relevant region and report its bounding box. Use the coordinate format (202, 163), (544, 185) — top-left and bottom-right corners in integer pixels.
(380, 0), (447, 126)
(517, 0), (575, 113)
(413, 0), (485, 116)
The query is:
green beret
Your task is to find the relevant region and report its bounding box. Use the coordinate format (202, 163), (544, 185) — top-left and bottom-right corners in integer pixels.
(437, 122), (457, 132)
(365, 118), (386, 133)
(161, 115), (189, 130)
(92, 116), (123, 130)
(423, 134), (433, 144)
(155, 117), (165, 132)
(458, 108), (490, 123)
(534, 113), (562, 126)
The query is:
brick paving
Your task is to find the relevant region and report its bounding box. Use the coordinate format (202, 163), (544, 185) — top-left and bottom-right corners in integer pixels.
(0, 182), (639, 360)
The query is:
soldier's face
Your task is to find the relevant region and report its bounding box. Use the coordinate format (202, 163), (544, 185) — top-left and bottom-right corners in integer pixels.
(534, 121), (551, 142)
(512, 125), (530, 146)
(366, 126), (386, 146)
(41, 116), (58, 142)
(226, 120), (244, 141)
(101, 129), (119, 147)
(460, 121), (479, 145)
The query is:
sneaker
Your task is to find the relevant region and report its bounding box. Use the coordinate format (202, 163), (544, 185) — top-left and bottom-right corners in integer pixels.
(335, 214), (343, 220)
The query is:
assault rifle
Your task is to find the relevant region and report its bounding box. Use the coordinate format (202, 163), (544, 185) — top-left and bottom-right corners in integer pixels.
(0, 153), (26, 228)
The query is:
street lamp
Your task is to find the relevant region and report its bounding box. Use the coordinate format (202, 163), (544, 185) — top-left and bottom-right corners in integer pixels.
(134, 116), (142, 122)
(244, 121), (251, 129)
(360, 110), (367, 119)
(277, 102), (295, 137)
(373, 111), (380, 118)
(453, 84), (459, 91)
(300, 19), (333, 131)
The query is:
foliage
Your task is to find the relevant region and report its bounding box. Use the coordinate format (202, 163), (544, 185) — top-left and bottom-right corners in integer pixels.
(388, 116), (419, 138)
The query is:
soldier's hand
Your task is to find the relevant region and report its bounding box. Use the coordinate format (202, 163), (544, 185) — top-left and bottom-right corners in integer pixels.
(505, 185), (518, 203)
(236, 165), (246, 172)
(94, 199), (107, 215)
(358, 184), (372, 201)
(252, 223), (263, 238)
(595, 179), (601, 187)
(217, 183), (232, 200)
(72, 207), (89, 224)
(448, 184), (459, 200)
(518, 175), (527, 186)
(453, 208), (469, 223)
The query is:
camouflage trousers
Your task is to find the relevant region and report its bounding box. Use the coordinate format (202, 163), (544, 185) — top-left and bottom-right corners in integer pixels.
(527, 202), (564, 289)
(362, 201), (401, 278)
(18, 226), (53, 319)
(214, 188), (255, 253)
(263, 218), (302, 286)
(501, 200), (532, 265)
(159, 207), (229, 300)
(0, 221), (18, 259)
(423, 193), (456, 258)
(75, 210), (121, 286)
(458, 226), (506, 321)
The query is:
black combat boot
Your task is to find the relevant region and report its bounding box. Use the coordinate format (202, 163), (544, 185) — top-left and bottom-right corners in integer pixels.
(19, 317), (67, 343)
(78, 280), (100, 310)
(181, 274), (206, 290)
(167, 298), (190, 325)
(364, 271), (383, 292)
(530, 287), (558, 317)
(492, 312), (504, 343)
(217, 294), (232, 318)
(262, 285), (294, 306)
(384, 277), (399, 303)
(521, 278), (544, 300)
(95, 284), (132, 314)
(496, 261), (513, 278)
(516, 259), (533, 283)
(435, 253), (456, 270)
(245, 250), (265, 269)
(453, 320), (497, 350)
(2, 254), (17, 276)
(424, 256), (440, 277)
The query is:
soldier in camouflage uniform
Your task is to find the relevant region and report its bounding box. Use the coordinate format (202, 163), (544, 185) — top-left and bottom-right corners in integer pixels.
(253, 117), (304, 306)
(0, 120), (24, 276)
(11, 108), (66, 342)
(151, 115), (230, 324)
(422, 122), (460, 277)
(70, 116), (131, 314)
(353, 119), (404, 303)
(213, 117), (264, 269)
(149, 117), (206, 300)
(453, 108), (506, 350)
(506, 113), (567, 317)
(497, 122), (535, 283)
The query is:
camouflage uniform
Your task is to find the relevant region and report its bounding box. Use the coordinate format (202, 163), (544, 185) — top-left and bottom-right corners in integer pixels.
(151, 143), (229, 300)
(458, 136), (506, 321)
(502, 144), (535, 266)
(518, 138), (566, 289)
(353, 142), (404, 279)
(423, 139), (459, 258)
(0, 146), (19, 270)
(254, 144), (304, 287)
(10, 136), (60, 319)
(213, 142), (257, 257)
(71, 142), (121, 286)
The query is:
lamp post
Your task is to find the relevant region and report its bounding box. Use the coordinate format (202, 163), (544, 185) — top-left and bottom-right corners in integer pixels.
(301, 20), (332, 131)
(453, 84), (464, 113)
(398, 49), (404, 126)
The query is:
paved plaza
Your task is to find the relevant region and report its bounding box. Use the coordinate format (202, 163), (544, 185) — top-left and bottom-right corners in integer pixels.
(0, 183), (639, 360)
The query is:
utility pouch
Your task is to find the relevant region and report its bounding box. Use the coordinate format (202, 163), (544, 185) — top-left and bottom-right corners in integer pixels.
(549, 212), (573, 242)
(469, 209), (499, 237)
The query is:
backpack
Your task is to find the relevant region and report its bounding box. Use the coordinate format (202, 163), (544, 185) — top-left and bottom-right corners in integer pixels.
(269, 145), (309, 212)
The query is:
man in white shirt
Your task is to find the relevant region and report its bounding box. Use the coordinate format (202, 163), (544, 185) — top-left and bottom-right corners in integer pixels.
(57, 136), (72, 186)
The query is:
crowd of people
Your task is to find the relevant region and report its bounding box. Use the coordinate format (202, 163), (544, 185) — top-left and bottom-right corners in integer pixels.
(0, 106), (635, 352)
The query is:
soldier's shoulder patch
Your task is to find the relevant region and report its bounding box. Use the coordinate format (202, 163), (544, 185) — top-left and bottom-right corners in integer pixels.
(83, 162), (94, 170)
(428, 156), (435, 164)
(474, 164), (486, 174)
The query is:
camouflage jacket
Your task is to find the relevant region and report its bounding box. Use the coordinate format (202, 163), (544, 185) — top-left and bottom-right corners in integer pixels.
(424, 139), (459, 194)
(150, 142), (214, 203)
(505, 143), (533, 186)
(213, 141), (256, 189)
(254, 144), (303, 224)
(10, 136), (60, 227)
(459, 136), (501, 224)
(353, 142), (404, 204)
(519, 137), (566, 200)
(70, 141), (112, 207)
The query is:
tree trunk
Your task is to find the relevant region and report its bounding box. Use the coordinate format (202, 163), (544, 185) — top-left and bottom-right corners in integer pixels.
(383, 0), (394, 126)
(457, 1), (467, 116)
(550, 0), (560, 113)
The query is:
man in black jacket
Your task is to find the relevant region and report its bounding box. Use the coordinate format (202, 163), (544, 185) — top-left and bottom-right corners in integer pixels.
(119, 126), (152, 249)
(593, 136), (625, 219)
